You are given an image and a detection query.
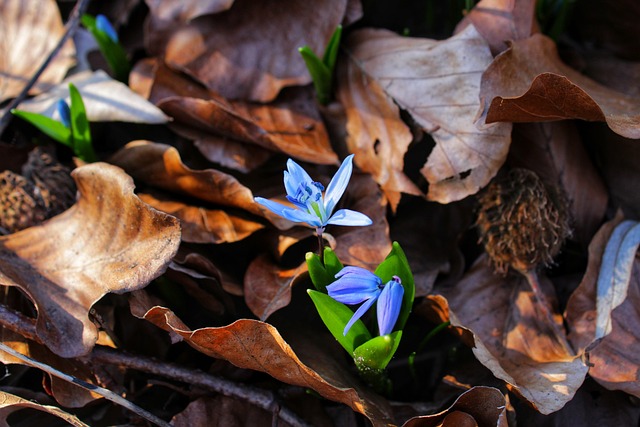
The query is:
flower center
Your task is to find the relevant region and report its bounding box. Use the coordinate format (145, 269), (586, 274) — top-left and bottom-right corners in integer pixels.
(287, 181), (326, 220)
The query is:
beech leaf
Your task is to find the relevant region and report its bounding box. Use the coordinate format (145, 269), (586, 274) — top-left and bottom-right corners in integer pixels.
(343, 25), (511, 203)
(0, 163), (181, 357)
(0, 390), (89, 427)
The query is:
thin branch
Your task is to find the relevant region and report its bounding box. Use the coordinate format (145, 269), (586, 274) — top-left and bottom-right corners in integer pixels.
(0, 304), (312, 427)
(0, 343), (172, 427)
(0, 0), (92, 136)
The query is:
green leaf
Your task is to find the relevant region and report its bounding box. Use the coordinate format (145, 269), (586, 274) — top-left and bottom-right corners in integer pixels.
(68, 84), (96, 162)
(322, 25), (342, 74)
(11, 110), (72, 146)
(299, 46), (331, 105)
(82, 14), (130, 82)
(308, 289), (371, 355)
(374, 242), (415, 332)
(353, 331), (402, 371)
(306, 247), (344, 292)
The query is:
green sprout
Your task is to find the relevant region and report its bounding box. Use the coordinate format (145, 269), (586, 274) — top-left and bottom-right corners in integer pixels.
(298, 25), (342, 105)
(536, 0), (576, 41)
(81, 14), (131, 82)
(12, 83), (97, 162)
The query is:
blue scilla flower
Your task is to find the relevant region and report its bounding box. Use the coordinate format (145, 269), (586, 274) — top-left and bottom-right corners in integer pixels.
(96, 14), (119, 43)
(327, 266), (404, 336)
(254, 155), (372, 231)
(56, 99), (71, 128)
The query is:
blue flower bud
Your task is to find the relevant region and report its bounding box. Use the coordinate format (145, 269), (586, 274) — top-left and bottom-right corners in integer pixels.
(96, 14), (119, 43)
(56, 99), (71, 128)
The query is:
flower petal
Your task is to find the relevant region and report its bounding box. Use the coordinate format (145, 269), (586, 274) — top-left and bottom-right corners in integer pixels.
(377, 280), (404, 336)
(279, 208), (323, 227)
(326, 209), (372, 226)
(324, 154), (353, 216)
(327, 274), (380, 305)
(344, 296), (378, 336)
(284, 159), (313, 196)
(254, 197), (291, 217)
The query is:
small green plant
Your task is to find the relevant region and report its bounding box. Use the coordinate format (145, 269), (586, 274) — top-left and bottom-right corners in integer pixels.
(81, 14), (131, 82)
(12, 83), (97, 162)
(298, 25), (342, 105)
(536, 0), (576, 40)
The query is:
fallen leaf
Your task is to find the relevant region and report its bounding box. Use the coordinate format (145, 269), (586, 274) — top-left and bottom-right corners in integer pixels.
(337, 50), (422, 210)
(173, 251), (243, 297)
(0, 162), (181, 357)
(436, 256), (588, 414)
(480, 34), (640, 139)
(0, 389), (89, 427)
(343, 25), (512, 203)
(146, 0), (353, 102)
(139, 192), (264, 244)
(15, 70), (169, 124)
(136, 304), (395, 426)
(0, 0), (75, 102)
(403, 386), (508, 426)
(145, 0), (234, 22)
(157, 88), (338, 165)
(455, 0), (538, 55)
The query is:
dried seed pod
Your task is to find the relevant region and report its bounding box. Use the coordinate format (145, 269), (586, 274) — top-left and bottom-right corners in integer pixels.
(475, 168), (572, 274)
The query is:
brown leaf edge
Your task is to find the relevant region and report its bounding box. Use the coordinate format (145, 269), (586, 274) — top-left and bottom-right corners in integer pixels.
(0, 389), (89, 427)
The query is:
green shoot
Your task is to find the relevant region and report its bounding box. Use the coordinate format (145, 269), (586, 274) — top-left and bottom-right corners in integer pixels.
(298, 25), (342, 105)
(81, 14), (131, 82)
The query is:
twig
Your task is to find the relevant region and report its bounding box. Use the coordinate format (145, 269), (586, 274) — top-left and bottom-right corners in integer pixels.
(0, 0), (92, 136)
(0, 304), (312, 427)
(0, 343), (172, 427)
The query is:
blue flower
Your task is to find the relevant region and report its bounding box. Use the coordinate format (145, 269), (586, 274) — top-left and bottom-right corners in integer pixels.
(96, 14), (119, 43)
(56, 99), (71, 128)
(254, 155), (372, 230)
(327, 266), (404, 336)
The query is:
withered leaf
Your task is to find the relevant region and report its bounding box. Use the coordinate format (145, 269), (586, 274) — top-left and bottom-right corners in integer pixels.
(403, 386), (508, 426)
(0, 0), (75, 102)
(157, 88), (338, 165)
(145, 0), (234, 22)
(480, 34), (640, 139)
(0, 163), (181, 357)
(146, 0), (352, 102)
(0, 389), (89, 427)
(343, 25), (511, 203)
(137, 305), (395, 426)
(437, 257), (588, 414)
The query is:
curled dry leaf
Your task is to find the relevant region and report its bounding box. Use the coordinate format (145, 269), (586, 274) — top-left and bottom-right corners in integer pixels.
(455, 0), (538, 55)
(136, 305), (395, 426)
(337, 50), (421, 211)
(343, 25), (511, 203)
(436, 256), (588, 414)
(0, 163), (181, 357)
(0, 0), (75, 102)
(16, 70), (169, 124)
(145, 0), (235, 22)
(565, 215), (640, 397)
(403, 386), (508, 427)
(157, 88), (337, 165)
(146, 0), (352, 102)
(480, 34), (640, 139)
(0, 389), (89, 427)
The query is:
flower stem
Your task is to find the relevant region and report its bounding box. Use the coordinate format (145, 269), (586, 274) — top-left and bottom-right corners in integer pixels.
(316, 227), (324, 263)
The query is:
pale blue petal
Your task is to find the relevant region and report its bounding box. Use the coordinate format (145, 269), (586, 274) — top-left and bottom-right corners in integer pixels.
(326, 209), (372, 226)
(377, 280), (404, 336)
(280, 208), (323, 227)
(343, 296), (378, 336)
(254, 197), (290, 217)
(284, 159), (313, 195)
(327, 269), (381, 305)
(335, 266), (379, 280)
(324, 154), (353, 216)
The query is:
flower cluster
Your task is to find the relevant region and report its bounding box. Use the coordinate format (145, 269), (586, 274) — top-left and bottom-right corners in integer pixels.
(327, 266), (404, 336)
(254, 155), (372, 232)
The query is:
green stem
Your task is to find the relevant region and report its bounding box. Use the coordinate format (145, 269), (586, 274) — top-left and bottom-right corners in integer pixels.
(316, 227), (324, 264)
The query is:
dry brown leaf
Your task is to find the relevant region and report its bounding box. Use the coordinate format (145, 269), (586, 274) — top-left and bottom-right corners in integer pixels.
(173, 251), (243, 297)
(480, 34), (640, 139)
(139, 192), (264, 244)
(436, 257), (588, 414)
(146, 0), (352, 102)
(0, 163), (181, 357)
(508, 122), (608, 243)
(344, 25), (511, 203)
(0, 389), (89, 427)
(455, 0), (538, 55)
(157, 88), (338, 165)
(136, 305), (395, 426)
(337, 50), (421, 211)
(403, 386), (508, 426)
(145, 0), (234, 22)
(565, 215), (640, 398)
(0, 0), (75, 102)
